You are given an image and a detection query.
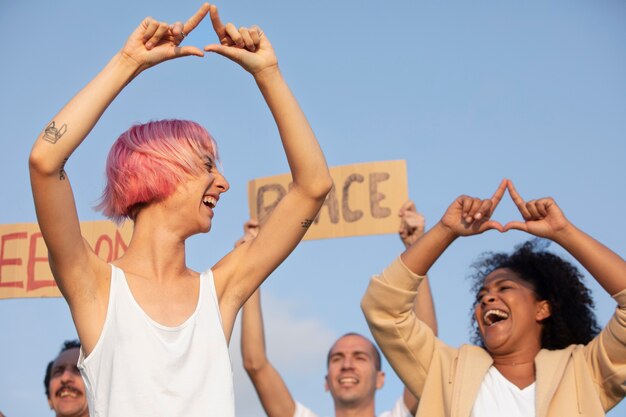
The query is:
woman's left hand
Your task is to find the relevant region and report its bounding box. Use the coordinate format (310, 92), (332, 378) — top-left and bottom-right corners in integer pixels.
(503, 180), (571, 239)
(203, 5), (278, 76)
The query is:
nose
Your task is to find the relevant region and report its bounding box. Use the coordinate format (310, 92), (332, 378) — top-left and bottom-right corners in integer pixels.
(60, 369), (75, 383)
(215, 171), (230, 194)
(341, 356), (354, 370)
(480, 293), (496, 306)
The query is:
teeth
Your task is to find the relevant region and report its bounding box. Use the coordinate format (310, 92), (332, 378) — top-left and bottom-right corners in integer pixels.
(483, 309), (509, 326)
(202, 196), (217, 208)
(58, 387), (79, 398)
(339, 377), (358, 384)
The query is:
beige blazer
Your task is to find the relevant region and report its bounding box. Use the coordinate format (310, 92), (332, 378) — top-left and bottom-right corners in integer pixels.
(361, 257), (626, 417)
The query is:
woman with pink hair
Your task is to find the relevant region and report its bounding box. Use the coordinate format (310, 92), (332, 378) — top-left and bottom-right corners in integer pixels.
(29, 4), (332, 416)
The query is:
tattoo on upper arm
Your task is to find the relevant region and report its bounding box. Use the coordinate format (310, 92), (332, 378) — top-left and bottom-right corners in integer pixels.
(301, 219), (313, 229)
(43, 121), (67, 144)
(59, 158), (68, 180)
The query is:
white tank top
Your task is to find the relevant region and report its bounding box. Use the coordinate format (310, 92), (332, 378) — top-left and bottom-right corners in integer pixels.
(78, 264), (234, 417)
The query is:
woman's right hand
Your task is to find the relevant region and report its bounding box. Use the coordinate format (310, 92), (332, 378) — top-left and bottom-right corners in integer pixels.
(439, 179), (507, 237)
(120, 3), (211, 74)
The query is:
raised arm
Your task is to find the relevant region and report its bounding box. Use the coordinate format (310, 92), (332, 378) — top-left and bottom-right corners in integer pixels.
(234, 221), (296, 417)
(242, 289), (298, 417)
(398, 200), (437, 414)
(28, 5), (210, 349)
(398, 200), (438, 334)
(504, 180), (626, 297)
(401, 180), (506, 276)
(207, 6), (332, 327)
(362, 181), (506, 400)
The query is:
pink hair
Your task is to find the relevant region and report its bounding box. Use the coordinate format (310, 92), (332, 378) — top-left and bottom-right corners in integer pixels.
(97, 119), (218, 223)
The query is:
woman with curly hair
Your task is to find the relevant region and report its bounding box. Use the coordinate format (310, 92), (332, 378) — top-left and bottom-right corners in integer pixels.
(362, 179), (626, 416)
(468, 239), (600, 350)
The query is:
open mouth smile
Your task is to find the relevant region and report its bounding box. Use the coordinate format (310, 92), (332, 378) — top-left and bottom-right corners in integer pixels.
(483, 309), (509, 326)
(202, 195), (217, 208)
(56, 386), (82, 398)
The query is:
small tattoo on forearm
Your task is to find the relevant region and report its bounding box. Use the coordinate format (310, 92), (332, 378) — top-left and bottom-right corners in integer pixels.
(59, 158), (68, 180)
(301, 219), (313, 229)
(43, 121), (67, 144)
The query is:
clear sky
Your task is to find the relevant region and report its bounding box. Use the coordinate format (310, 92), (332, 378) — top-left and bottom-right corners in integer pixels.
(1, 1), (625, 416)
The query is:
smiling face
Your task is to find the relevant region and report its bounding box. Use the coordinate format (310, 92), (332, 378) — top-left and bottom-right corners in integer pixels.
(325, 334), (385, 409)
(474, 268), (551, 357)
(47, 348), (89, 417)
(158, 155), (230, 236)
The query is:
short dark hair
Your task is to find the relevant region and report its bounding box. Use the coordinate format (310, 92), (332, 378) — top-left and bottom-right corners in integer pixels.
(44, 339), (81, 398)
(326, 332), (382, 371)
(469, 239), (600, 350)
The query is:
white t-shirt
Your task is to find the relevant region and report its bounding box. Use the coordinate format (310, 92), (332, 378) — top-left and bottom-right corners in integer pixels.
(471, 366), (535, 417)
(294, 397), (411, 417)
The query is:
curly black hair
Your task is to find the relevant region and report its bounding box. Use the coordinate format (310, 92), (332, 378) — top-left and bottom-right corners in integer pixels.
(469, 239), (600, 350)
(44, 339), (81, 398)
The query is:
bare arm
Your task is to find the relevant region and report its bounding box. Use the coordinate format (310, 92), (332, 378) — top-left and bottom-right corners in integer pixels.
(242, 289), (298, 417)
(505, 181), (626, 296)
(234, 221), (296, 417)
(400, 180), (507, 276)
(28, 4), (209, 351)
(207, 6), (332, 328)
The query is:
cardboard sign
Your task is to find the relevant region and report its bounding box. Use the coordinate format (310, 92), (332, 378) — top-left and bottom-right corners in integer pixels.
(248, 160), (408, 240)
(0, 221), (132, 300)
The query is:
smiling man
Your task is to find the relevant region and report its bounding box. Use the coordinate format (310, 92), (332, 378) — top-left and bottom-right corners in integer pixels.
(238, 201), (436, 417)
(44, 340), (88, 417)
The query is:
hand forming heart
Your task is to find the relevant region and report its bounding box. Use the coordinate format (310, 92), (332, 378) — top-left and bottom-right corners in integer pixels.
(439, 179), (571, 241)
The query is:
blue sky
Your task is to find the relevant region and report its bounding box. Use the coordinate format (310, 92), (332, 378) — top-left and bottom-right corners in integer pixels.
(1, 1), (625, 416)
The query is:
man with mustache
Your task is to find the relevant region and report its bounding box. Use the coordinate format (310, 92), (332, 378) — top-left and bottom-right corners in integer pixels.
(44, 340), (88, 417)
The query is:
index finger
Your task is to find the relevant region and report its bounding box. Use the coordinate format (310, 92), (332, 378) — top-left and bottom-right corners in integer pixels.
(208, 4), (227, 40)
(507, 179), (533, 220)
(183, 3), (211, 35)
(490, 178), (507, 208)
(398, 200), (416, 215)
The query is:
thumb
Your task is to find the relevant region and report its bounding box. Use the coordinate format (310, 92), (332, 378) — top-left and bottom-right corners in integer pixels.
(503, 221), (527, 233)
(481, 220), (505, 233)
(173, 45), (205, 58)
(204, 43), (243, 61)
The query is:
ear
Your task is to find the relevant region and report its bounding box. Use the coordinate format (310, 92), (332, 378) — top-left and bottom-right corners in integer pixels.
(535, 300), (551, 322)
(324, 375), (329, 392)
(375, 371), (386, 390)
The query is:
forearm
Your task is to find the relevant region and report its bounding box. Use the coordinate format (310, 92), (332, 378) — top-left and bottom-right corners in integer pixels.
(401, 222), (457, 276)
(241, 290), (270, 371)
(241, 290), (296, 417)
(554, 224), (626, 296)
(30, 52), (139, 175)
(414, 276), (438, 335)
(254, 67), (331, 199)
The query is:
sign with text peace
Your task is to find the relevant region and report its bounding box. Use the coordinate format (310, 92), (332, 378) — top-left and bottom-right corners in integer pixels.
(248, 160), (409, 240)
(0, 221), (132, 300)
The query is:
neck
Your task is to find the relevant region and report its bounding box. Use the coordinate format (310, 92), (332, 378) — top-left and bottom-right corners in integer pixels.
(334, 399), (376, 417)
(115, 214), (189, 281)
(491, 349), (539, 389)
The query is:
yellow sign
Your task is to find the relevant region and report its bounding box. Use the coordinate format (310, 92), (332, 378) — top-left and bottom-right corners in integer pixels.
(248, 160), (408, 240)
(0, 221), (132, 300)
